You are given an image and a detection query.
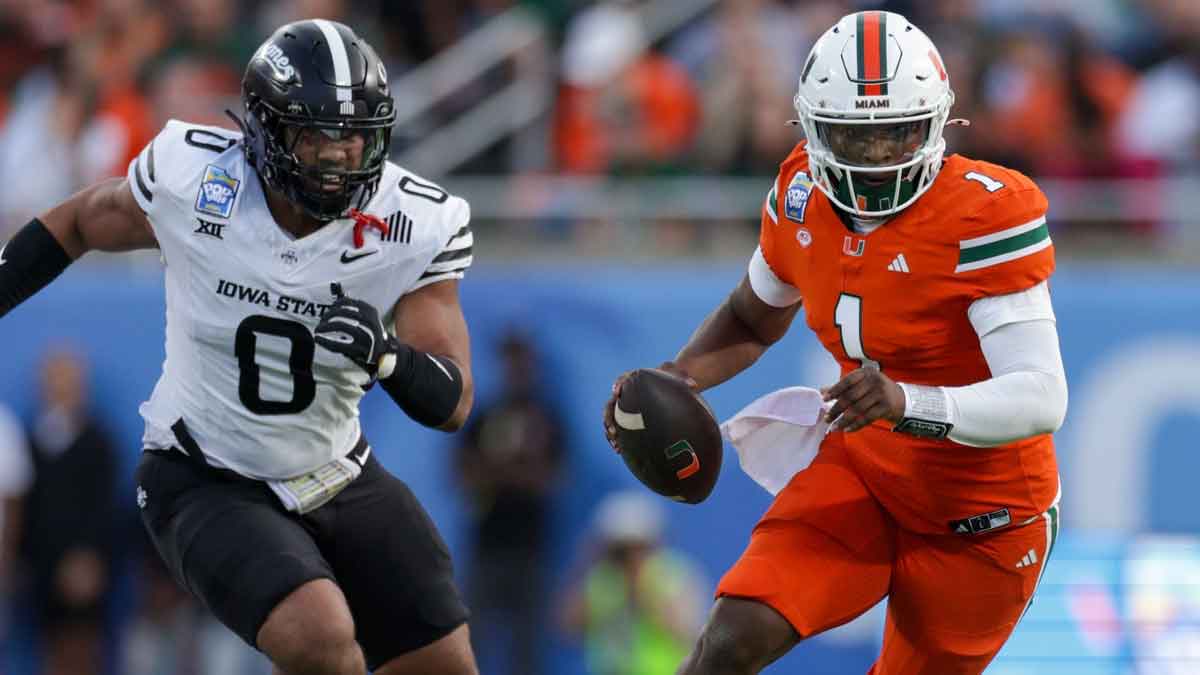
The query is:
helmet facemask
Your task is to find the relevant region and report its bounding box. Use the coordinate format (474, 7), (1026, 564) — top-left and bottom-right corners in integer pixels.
(798, 98), (952, 218)
(248, 101), (392, 222)
(816, 116), (935, 215)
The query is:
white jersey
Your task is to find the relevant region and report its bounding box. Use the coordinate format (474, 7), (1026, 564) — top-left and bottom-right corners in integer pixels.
(127, 120), (473, 480)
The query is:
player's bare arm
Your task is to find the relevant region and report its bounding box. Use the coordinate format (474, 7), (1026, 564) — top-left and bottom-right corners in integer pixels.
(604, 275), (799, 449)
(390, 278), (474, 431)
(42, 177), (157, 257)
(670, 274), (802, 391)
(1, 178), (156, 318)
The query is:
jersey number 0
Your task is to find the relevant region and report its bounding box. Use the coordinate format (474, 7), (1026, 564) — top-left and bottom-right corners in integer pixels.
(235, 316), (316, 415)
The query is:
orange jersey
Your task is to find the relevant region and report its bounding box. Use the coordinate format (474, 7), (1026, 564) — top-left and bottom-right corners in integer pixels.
(760, 143), (1058, 534)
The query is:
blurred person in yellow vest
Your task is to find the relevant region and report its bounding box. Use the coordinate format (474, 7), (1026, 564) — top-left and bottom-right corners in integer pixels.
(560, 490), (707, 675)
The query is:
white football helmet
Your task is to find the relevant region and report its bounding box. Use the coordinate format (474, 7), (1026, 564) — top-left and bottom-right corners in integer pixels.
(793, 11), (954, 218)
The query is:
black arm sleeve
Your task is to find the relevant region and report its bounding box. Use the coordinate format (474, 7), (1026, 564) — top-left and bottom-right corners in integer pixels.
(0, 219), (73, 319)
(379, 344), (464, 428)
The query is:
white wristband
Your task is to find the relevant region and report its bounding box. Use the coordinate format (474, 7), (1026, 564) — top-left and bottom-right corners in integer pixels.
(894, 383), (954, 439)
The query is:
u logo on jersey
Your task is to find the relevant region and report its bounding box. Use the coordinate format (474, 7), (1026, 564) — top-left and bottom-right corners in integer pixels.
(196, 165), (241, 219)
(785, 172), (814, 223)
(843, 236), (866, 256)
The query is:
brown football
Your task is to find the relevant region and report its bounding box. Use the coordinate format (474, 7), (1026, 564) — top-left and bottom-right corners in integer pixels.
(612, 369), (723, 504)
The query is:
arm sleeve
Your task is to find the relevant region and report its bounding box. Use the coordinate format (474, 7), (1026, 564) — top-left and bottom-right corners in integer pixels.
(747, 246), (801, 307)
(897, 283), (1067, 446)
(938, 319), (1068, 447)
(751, 171), (804, 306)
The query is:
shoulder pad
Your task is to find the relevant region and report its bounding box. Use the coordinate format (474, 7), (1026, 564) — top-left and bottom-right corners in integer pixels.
(930, 157), (1054, 292)
(917, 156), (1047, 243)
(129, 120), (245, 219)
(369, 163), (470, 247)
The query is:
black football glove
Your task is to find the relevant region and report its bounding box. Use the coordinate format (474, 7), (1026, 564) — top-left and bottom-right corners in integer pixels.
(314, 283), (399, 379)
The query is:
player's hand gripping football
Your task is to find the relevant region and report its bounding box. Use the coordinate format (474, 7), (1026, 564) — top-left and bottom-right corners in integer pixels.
(821, 366), (907, 433)
(314, 283), (399, 380)
(602, 362), (698, 453)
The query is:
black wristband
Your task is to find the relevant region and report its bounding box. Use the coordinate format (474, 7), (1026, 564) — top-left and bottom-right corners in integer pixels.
(379, 344), (464, 428)
(0, 219), (73, 319)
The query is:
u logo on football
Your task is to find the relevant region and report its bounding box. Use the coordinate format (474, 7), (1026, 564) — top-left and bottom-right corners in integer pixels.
(665, 440), (700, 479)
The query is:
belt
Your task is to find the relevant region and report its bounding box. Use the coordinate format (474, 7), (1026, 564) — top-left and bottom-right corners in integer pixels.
(152, 418), (368, 482)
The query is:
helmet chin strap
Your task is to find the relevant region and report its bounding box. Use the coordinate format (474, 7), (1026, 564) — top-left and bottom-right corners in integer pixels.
(225, 109), (250, 136)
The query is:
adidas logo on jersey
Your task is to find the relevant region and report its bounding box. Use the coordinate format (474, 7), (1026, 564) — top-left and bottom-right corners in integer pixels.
(887, 254), (910, 273)
(1015, 548), (1039, 569)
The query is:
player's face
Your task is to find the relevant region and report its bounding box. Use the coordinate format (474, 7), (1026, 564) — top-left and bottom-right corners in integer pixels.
(818, 120), (930, 171)
(285, 126), (368, 192)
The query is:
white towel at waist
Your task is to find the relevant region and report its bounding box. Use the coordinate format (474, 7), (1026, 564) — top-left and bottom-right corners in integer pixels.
(720, 386), (831, 496)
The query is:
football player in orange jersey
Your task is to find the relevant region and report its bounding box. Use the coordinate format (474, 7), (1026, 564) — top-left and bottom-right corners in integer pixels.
(603, 10), (1068, 675)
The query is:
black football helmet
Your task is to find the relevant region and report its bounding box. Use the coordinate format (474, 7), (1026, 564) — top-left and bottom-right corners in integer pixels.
(236, 20), (396, 222)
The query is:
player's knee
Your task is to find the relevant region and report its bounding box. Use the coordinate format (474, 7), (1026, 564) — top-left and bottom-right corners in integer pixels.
(685, 598), (798, 674)
(258, 580), (364, 675)
(271, 633), (363, 675)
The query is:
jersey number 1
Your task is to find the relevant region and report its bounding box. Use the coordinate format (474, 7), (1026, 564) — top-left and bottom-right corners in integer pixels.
(834, 294), (879, 370)
(235, 316), (316, 415)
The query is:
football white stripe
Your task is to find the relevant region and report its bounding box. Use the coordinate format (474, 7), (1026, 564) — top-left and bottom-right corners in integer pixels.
(955, 237), (1052, 273)
(426, 353), (453, 380)
(613, 402), (645, 431)
(313, 19), (352, 101)
(959, 216), (1047, 249)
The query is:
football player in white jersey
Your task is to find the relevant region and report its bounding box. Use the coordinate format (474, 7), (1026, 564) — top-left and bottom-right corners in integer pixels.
(0, 20), (479, 675)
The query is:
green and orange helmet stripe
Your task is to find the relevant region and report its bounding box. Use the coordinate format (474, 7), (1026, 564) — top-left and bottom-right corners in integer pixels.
(856, 11), (888, 96)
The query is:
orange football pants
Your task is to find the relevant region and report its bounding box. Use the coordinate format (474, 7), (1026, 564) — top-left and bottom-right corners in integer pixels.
(717, 435), (1059, 675)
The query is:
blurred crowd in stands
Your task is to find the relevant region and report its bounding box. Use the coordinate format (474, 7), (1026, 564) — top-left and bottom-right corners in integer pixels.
(0, 0), (1199, 242)
(0, 0), (1195, 246)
